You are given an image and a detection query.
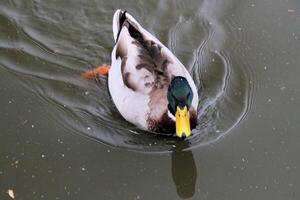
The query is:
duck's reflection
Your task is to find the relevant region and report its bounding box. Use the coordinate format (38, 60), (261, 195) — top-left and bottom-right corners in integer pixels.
(171, 141), (197, 199)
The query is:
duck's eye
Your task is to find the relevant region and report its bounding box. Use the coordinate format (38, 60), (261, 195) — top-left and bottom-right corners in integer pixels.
(187, 92), (191, 99)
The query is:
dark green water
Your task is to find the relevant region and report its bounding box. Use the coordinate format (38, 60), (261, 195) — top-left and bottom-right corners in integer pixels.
(1, 0), (300, 199)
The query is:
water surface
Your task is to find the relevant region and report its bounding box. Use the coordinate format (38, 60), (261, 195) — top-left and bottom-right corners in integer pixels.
(1, 0), (300, 199)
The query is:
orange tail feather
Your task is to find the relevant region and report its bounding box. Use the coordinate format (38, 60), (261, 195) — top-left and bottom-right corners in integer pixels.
(81, 64), (111, 79)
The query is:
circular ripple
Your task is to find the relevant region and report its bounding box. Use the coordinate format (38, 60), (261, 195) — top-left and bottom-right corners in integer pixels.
(0, 0), (253, 152)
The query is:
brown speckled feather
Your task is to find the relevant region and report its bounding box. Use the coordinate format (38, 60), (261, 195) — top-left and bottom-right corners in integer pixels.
(110, 10), (199, 134)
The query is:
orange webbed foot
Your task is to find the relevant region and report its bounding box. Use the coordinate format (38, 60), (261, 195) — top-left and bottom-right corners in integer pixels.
(81, 64), (111, 79)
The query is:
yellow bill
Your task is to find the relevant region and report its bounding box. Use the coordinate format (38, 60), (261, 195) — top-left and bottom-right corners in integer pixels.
(175, 106), (191, 138)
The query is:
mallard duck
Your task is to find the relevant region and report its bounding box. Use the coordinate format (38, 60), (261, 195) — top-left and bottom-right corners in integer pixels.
(83, 10), (199, 137)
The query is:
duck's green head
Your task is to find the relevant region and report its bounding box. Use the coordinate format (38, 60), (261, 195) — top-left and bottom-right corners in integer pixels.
(167, 76), (194, 138)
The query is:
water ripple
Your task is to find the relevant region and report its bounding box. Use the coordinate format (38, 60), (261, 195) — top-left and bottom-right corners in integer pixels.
(0, 0), (254, 152)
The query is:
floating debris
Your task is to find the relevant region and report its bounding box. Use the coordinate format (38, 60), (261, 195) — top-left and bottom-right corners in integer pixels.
(7, 189), (15, 199)
(57, 138), (63, 144)
(288, 9), (295, 13)
(280, 86), (287, 91)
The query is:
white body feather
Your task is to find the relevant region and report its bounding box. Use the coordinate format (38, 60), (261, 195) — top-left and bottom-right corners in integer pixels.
(109, 10), (199, 131)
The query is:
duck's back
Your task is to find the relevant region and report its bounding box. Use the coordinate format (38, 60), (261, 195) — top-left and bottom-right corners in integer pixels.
(108, 10), (198, 132)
